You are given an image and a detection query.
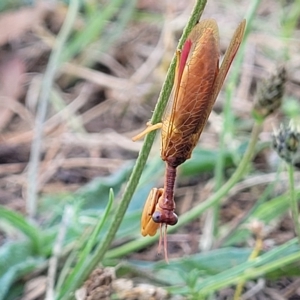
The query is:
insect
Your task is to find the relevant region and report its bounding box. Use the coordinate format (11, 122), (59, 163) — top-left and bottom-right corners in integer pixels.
(133, 19), (246, 260)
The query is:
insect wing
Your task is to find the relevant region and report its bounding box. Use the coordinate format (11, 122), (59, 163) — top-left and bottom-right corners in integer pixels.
(161, 20), (220, 160)
(210, 19), (246, 105)
(141, 188), (163, 236)
(161, 38), (193, 150)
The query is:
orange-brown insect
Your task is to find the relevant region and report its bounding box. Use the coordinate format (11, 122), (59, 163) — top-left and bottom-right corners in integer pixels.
(133, 19), (246, 260)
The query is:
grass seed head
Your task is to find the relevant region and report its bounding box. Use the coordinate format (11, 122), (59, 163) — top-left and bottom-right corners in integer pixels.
(272, 122), (300, 167)
(253, 65), (287, 121)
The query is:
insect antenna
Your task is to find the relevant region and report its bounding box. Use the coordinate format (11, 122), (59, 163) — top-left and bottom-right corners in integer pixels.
(157, 224), (169, 263)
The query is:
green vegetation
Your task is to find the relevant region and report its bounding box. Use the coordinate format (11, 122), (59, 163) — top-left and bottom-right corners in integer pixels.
(1, 0), (300, 299)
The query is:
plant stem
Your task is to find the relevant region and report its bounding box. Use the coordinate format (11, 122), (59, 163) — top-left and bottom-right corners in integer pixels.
(26, 0), (79, 218)
(233, 230), (263, 300)
(288, 165), (300, 244)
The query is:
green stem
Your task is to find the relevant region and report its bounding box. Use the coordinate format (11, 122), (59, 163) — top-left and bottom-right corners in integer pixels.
(288, 164), (300, 244)
(59, 0), (207, 298)
(106, 122), (262, 259)
(233, 232), (263, 300)
(199, 250), (300, 294)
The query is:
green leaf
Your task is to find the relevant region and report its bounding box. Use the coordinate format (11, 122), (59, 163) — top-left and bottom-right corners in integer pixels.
(0, 206), (42, 253)
(0, 240), (44, 300)
(78, 162), (133, 210)
(120, 240), (300, 297)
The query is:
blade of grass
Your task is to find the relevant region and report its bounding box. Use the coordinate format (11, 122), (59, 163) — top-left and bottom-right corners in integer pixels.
(26, 0), (80, 218)
(197, 239), (300, 295)
(57, 189), (114, 298)
(0, 206), (41, 253)
(61, 0), (130, 62)
(100, 0), (137, 53)
(46, 206), (73, 300)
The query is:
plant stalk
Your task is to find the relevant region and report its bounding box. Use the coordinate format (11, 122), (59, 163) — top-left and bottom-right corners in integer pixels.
(288, 165), (300, 244)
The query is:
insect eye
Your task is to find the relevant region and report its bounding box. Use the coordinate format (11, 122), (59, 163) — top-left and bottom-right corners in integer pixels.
(169, 213), (178, 226)
(152, 212), (162, 223)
